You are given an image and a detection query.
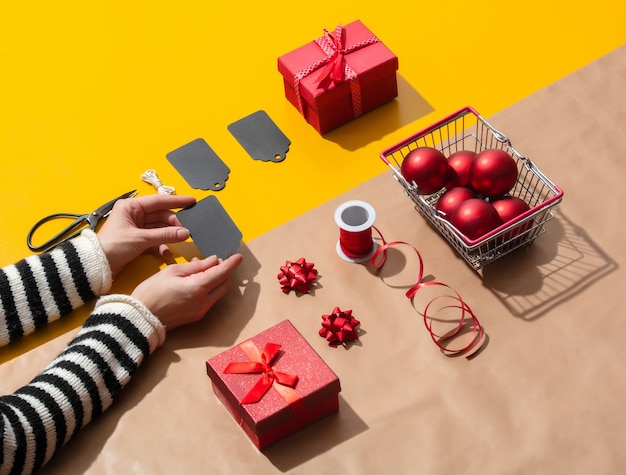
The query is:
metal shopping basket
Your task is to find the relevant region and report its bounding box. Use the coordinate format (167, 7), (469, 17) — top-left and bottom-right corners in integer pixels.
(380, 106), (564, 271)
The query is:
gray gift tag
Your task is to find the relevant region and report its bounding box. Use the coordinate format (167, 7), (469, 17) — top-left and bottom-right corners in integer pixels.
(176, 195), (242, 259)
(228, 110), (290, 162)
(166, 138), (230, 191)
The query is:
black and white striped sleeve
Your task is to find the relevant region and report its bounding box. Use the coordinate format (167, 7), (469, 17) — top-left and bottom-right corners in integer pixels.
(1, 295), (166, 475)
(0, 229), (112, 348)
(1, 229), (167, 474)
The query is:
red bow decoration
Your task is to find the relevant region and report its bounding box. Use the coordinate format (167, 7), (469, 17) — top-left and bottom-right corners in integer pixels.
(277, 257), (318, 294)
(224, 342), (299, 404)
(315, 25), (349, 89)
(319, 307), (360, 347)
(291, 23), (380, 117)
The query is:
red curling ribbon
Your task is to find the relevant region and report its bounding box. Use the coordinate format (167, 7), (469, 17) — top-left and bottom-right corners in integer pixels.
(369, 226), (485, 358)
(224, 341), (299, 404)
(292, 24), (380, 117)
(422, 294), (484, 357)
(319, 307), (360, 347)
(277, 257), (318, 294)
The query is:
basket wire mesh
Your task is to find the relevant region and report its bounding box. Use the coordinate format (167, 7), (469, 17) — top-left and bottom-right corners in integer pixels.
(380, 106), (564, 271)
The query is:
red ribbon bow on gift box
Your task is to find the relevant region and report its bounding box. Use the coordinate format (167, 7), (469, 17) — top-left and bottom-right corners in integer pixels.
(292, 23), (380, 117)
(315, 25), (350, 89)
(319, 307), (360, 347)
(277, 257), (318, 294)
(224, 341), (299, 404)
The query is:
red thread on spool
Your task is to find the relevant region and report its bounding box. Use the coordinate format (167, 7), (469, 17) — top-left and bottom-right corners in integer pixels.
(334, 201), (377, 263)
(339, 227), (374, 258)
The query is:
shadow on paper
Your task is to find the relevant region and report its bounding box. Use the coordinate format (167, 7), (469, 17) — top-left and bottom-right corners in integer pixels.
(264, 395), (368, 471)
(481, 209), (618, 321)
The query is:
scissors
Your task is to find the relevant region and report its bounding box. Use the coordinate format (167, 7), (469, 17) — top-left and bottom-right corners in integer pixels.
(27, 190), (137, 253)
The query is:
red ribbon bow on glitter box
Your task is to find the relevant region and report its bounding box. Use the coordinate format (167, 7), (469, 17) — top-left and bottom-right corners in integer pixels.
(277, 19), (399, 135)
(205, 320), (342, 450)
(223, 341), (299, 404)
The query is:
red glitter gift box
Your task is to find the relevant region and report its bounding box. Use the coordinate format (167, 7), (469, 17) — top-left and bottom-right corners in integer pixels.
(278, 19), (399, 134)
(205, 320), (341, 450)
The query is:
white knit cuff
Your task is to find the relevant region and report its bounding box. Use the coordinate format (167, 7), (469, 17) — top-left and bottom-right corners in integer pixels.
(95, 294), (167, 350)
(75, 229), (113, 295)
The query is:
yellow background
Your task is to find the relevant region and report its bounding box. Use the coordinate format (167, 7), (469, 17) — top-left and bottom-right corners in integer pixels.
(1, 0), (624, 361)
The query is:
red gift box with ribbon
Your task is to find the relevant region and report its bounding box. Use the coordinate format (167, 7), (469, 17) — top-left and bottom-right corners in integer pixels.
(205, 319), (341, 450)
(278, 20), (399, 134)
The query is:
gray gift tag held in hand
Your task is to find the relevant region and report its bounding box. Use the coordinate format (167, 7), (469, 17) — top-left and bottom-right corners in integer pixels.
(166, 138), (230, 191)
(176, 195), (242, 259)
(228, 110), (290, 162)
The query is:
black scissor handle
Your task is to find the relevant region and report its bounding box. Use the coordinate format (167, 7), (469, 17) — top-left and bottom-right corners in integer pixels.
(27, 213), (87, 252)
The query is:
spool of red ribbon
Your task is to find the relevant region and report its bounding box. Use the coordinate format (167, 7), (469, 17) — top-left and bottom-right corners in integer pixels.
(334, 200), (378, 263)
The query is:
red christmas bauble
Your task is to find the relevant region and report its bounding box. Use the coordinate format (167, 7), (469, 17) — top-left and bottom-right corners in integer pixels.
(492, 196), (532, 237)
(435, 186), (477, 220)
(445, 150), (476, 189)
(450, 198), (503, 241)
(469, 148), (518, 198)
(400, 147), (450, 195)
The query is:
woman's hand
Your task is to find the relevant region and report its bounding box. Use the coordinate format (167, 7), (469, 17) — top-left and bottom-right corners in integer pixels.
(97, 194), (196, 277)
(130, 254), (244, 330)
